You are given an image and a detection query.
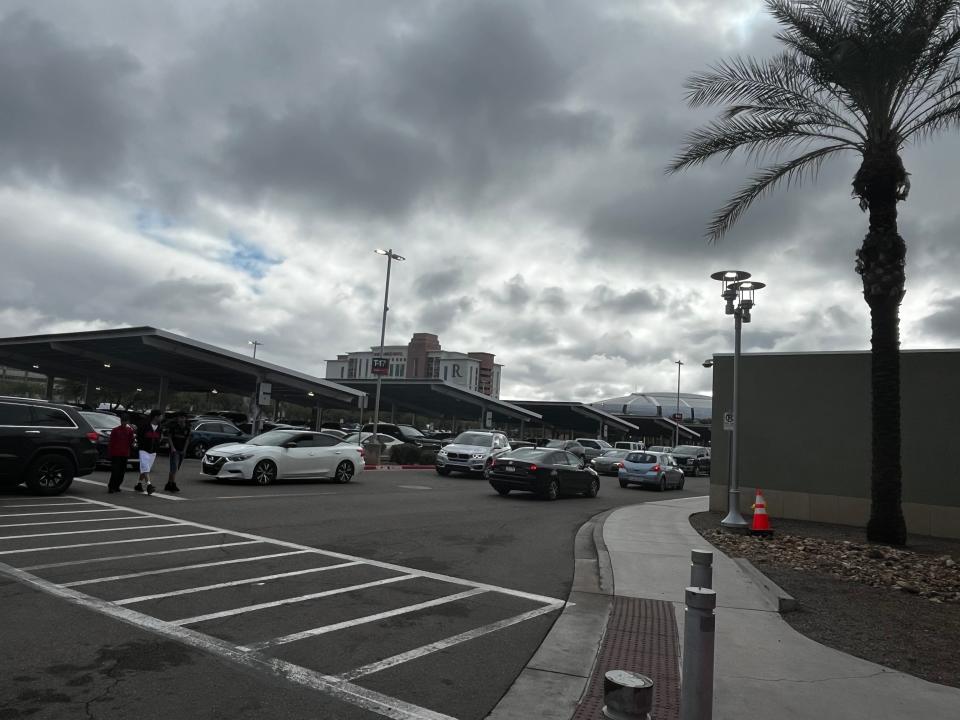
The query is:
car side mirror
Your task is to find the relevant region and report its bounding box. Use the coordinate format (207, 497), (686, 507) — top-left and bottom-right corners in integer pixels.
(282, 441), (298, 449)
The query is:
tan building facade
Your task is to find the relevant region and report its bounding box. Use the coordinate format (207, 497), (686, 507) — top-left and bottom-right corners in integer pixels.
(710, 349), (960, 539)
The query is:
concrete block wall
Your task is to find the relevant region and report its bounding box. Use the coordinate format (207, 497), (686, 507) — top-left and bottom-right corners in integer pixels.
(709, 349), (960, 539)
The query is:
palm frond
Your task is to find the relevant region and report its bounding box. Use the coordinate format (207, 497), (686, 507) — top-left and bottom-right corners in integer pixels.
(705, 144), (851, 242)
(902, 95), (960, 138)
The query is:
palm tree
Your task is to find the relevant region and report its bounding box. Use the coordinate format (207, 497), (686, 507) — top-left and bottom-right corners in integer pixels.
(669, 0), (960, 545)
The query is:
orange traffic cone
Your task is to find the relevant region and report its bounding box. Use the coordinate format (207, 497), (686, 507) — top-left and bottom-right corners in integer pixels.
(750, 488), (773, 535)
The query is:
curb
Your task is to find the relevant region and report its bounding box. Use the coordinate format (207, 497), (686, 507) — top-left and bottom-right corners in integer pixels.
(486, 509), (615, 720)
(732, 557), (799, 613)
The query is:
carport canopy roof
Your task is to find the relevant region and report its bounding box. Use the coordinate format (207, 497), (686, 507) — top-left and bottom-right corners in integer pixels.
(0, 326), (365, 408)
(505, 400), (639, 435)
(338, 379), (541, 423)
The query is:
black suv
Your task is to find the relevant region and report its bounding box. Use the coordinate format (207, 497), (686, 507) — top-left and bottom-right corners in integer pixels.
(0, 397), (99, 495)
(360, 422), (441, 449)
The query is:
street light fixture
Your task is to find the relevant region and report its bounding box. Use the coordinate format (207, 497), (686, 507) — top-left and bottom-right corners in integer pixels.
(372, 249), (405, 453)
(711, 270), (766, 530)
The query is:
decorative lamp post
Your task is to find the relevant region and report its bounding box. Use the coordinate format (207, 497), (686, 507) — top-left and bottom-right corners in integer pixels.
(710, 270), (766, 530)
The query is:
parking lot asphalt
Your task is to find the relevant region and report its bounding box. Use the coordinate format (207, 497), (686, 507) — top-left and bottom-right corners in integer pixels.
(1, 460), (709, 720)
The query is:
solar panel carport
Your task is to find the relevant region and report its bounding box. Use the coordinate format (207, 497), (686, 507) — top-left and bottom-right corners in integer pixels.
(338, 379), (541, 426)
(506, 400), (639, 439)
(0, 327), (365, 411)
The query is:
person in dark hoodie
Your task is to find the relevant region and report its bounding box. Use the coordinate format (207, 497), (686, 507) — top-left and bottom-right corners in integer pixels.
(135, 410), (163, 495)
(164, 413), (189, 493)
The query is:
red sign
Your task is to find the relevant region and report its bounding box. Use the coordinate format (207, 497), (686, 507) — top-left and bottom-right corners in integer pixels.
(371, 358), (390, 376)
(671, 413), (683, 421)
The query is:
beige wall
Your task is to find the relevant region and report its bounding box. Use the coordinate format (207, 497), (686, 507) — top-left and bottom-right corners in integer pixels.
(709, 350), (960, 539)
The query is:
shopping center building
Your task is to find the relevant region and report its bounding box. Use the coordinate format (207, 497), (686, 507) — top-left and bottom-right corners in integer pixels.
(325, 333), (503, 399)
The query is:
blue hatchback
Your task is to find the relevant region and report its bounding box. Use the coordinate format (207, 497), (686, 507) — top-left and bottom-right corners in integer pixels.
(618, 451), (685, 491)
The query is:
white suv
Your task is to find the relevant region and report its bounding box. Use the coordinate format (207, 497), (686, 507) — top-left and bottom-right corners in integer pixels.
(436, 431), (511, 476)
(575, 438), (613, 461)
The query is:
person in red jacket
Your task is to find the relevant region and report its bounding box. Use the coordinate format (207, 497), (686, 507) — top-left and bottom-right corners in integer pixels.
(107, 414), (136, 493)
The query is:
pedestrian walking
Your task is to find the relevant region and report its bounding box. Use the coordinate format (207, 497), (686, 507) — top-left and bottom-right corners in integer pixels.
(135, 409), (163, 495)
(107, 413), (136, 493)
(164, 413), (189, 493)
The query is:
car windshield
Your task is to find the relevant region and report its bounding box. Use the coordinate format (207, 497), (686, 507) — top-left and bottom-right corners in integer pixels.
(626, 453), (660, 464)
(247, 430), (297, 446)
(452, 432), (493, 447)
(602, 449), (629, 458)
(80, 411), (121, 429)
(398, 425), (424, 438)
(673, 445), (701, 454)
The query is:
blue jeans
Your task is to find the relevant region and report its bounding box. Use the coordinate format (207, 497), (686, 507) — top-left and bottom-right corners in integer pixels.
(169, 450), (184, 474)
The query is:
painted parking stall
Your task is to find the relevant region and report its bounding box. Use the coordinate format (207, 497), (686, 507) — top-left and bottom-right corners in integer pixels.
(0, 494), (565, 720)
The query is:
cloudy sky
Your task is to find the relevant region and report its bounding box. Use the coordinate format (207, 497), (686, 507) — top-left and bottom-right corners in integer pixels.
(1, 0), (959, 402)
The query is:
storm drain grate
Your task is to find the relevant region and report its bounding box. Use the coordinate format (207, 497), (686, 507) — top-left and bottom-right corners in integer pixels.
(571, 597), (680, 720)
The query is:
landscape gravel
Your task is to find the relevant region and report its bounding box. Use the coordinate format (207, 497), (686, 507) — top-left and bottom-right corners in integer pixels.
(690, 511), (960, 688)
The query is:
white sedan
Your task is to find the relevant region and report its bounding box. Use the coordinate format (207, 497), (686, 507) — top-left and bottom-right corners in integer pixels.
(200, 429), (364, 485)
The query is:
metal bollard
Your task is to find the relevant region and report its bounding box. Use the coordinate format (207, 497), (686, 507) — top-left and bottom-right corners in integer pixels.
(680, 587), (716, 720)
(602, 670), (654, 720)
(690, 549), (713, 589)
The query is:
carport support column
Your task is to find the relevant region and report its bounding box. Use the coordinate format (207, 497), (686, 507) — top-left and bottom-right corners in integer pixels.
(157, 376), (169, 414)
(45, 375), (55, 402)
(315, 404), (323, 431)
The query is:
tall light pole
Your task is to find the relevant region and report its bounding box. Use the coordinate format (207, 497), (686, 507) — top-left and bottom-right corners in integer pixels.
(373, 249), (405, 454)
(710, 271), (766, 530)
(249, 340), (263, 358)
(674, 359), (684, 448)
(247, 340), (264, 434)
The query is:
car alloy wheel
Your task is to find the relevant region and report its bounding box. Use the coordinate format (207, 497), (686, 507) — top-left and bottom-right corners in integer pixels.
(659, 476), (667, 492)
(543, 478), (560, 501)
(253, 460), (276, 485)
(28, 454), (73, 495)
(334, 460), (354, 484)
(193, 443), (207, 459)
(586, 477), (599, 498)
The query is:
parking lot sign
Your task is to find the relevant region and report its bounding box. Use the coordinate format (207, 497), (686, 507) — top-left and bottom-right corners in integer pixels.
(371, 358), (389, 375)
(671, 412), (683, 421)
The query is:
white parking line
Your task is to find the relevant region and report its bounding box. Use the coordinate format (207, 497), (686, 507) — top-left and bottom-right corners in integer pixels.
(0, 562), (458, 720)
(23, 541), (261, 571)
(114, 561), (364, 604)
(0, 531), (221, 555)
(339, 602), (565, 681)
(62, 549), (309, 586)
(0, 523), (181, 541)
(73, 477), (188, 500)
(0, 502), (87, 507)
(0, 516), (146, 528)
(70, 497), (567, 607)
(0, 509), (122, 517)
(241, 588), (489, 652)
(171, 574), (417, 626)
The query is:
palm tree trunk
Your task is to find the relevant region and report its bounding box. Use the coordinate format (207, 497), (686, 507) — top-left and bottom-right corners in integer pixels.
(855, 149), (908, 546)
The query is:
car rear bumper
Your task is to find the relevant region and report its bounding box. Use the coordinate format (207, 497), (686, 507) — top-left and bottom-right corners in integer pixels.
(487, 473), (546, 493)
(619, 471), (658, 486)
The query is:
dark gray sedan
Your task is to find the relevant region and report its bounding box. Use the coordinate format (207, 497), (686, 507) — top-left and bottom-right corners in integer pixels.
(590, 449), (631, 476)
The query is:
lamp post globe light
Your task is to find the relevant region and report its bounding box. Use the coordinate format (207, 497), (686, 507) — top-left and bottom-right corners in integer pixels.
(372, 249), (405, 462)
(710, 270), (766, 530)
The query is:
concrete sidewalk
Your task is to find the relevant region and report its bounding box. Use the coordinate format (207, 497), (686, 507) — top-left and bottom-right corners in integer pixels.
(605, 496), (960, 719)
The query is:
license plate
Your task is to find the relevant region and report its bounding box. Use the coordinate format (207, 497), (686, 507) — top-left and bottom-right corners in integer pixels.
(504, 466), (515, 473)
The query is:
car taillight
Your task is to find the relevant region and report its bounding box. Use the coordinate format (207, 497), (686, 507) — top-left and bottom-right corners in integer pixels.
(615, 462), (623, 468)
(529, 464), (538, 471)
(86, 431), (99, 442)
(359, 447), (365, 458)
(651, 464), (661, 472)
